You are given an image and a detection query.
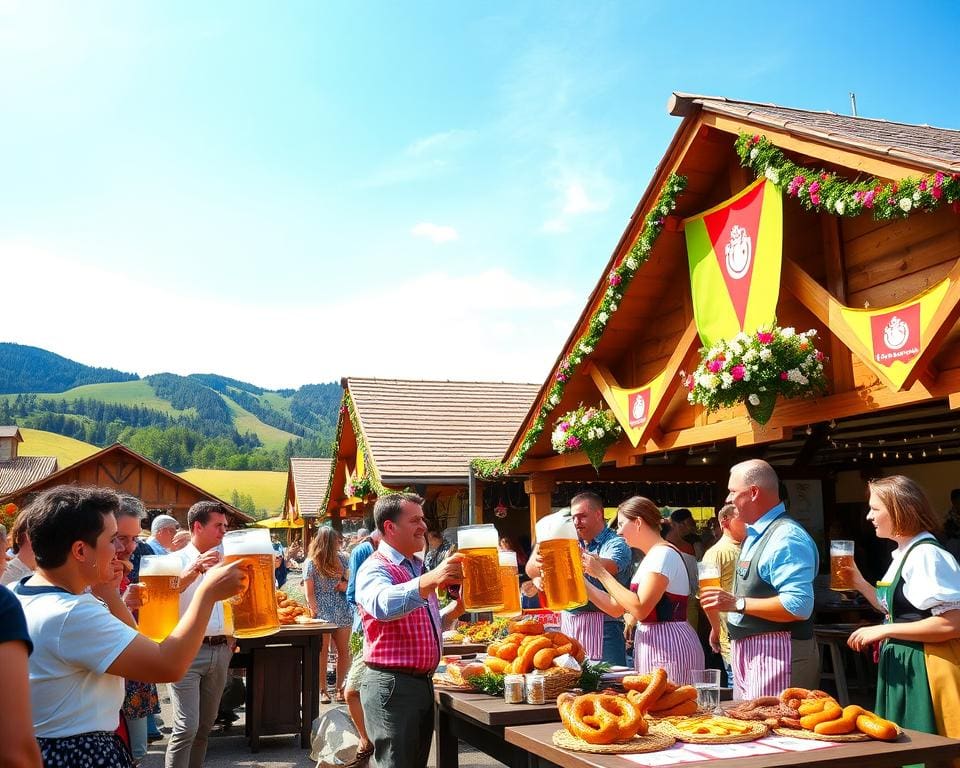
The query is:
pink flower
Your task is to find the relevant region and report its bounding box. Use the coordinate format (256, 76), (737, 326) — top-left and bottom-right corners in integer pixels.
(935, 172), (945, 186)
(566, 436), (582, 449)
(609, 271), (622, 287)
(932, 185), (943, 200)
(684, 374), (695, 390)
(757, 331), (774, 344)
(707, 359), (724, 373)
(780, 371), (789, 380)
(864, 190), (876, 208)
(731, 365), (745, 381)
(556, 372), (568, 383)
(816, 350), (825, 361)
(559, 421), (570, 430)
(919, 179), (928, 192)
(808, 181), (820, 206)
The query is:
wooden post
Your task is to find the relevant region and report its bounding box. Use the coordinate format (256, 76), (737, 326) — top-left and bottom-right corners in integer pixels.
(474, 481), (485, 524)
(524, 474), (556, 540)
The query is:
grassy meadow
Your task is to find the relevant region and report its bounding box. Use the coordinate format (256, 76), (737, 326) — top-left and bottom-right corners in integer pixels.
(179, 468), (287, 514)
(17, 428), (99, 467)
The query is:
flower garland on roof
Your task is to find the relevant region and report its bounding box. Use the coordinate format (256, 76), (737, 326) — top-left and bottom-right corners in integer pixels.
(470, 173), (688, 478)
(320, 392), (390, 514)
(736, 133), (960, 220)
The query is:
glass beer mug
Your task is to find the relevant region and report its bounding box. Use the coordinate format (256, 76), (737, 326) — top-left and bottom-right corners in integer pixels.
(457, 524), (504, 612)
(830, 540), (855, 590)
(493, 550), (522, 619)
(535, 512), (587, 611)
(137, 554), (183, 642)
(222, 528), (280, 638)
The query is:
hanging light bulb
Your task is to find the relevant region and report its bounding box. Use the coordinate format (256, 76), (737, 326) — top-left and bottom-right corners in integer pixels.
(922, 449), (927, 458)
(908, 452), (913, 459)
(869, 452), (874, 459)
(882, 451), (887, 458)
(701, 456), (708, 463)
(805, 424), (813, 435)
(829, 419), (837, 429)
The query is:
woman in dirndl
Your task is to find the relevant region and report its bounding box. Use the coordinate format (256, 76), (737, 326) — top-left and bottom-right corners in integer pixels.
(582, 496), (704, 684)
(846, 475), (960, 740)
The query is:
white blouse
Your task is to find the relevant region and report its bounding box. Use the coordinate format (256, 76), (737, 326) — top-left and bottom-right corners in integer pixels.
(881, 532), (960, 616)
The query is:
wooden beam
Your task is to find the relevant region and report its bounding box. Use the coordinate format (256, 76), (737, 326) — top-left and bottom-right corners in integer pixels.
(736, 424), (793, 448)
(950, 393), (960, 411)
(821, 215), (856, 393)
(524, 474), (556, 536)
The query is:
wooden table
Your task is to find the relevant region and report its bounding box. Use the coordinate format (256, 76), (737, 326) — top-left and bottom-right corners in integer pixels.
(235, 622), (337, 752)
(442, 642), (489, 656)
(505, 722), (960, 768)
(434, 687), (561, 768)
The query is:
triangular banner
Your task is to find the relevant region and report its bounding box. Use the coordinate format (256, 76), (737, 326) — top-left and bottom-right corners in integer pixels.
(684, 179), (783, 348)
(834, 279), (950, 391)
(601, 371), (668, 448)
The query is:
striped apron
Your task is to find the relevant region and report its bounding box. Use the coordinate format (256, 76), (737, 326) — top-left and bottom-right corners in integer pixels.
(730, 631), (792, 700)
(560, 611), (605, 661)
(633, 621), (705, 686)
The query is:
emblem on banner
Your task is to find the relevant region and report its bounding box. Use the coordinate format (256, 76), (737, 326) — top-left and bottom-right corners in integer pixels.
(628, 389), (651, 428)
(870, 304), (921, 367)
(724, 225), (752, 280)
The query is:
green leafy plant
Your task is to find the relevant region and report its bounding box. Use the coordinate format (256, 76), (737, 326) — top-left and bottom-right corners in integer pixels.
(551, 404), (622, 470)
(468, 671), (505, 697)
(578, 659), (611, 692)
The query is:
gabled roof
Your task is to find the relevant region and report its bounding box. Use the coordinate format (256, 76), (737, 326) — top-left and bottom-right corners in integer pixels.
(288, 457), (332, 517)
(0, 443), (253, 523)
(669, 92), (960, 172)
(347, 377), (540, 482)
(0, 426), (23, 441)
(0, 456), (58, 495)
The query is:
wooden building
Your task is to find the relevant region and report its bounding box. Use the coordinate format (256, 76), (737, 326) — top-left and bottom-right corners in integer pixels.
(282, 457), (332, 548)
(0, 442), (253, 527)
(322, 377), (539, 542)
(485, 93), (960, 543)
(0, 426), (58, 497)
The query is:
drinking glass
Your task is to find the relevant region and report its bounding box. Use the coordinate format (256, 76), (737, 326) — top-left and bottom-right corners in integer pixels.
(697, 562), (721, 597)
(690, 668), (721, 714)
(830, 540), (855, 591)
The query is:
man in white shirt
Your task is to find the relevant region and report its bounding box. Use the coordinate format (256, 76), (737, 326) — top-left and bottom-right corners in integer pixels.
(165, 501), (232, 768)
(147, 515), (180, 555)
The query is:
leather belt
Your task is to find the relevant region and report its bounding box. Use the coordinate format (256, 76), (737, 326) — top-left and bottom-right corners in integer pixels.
(366, 663), (431, 678)
(202, 635), (229, 646)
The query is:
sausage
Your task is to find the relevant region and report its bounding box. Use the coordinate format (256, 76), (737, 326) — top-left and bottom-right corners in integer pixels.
(650, 699), (699, 717)
(815, 705), (864, 735)
(799, 701), (843, 730)
(798, 698), (830, 716)
(856, 712), (899, 741)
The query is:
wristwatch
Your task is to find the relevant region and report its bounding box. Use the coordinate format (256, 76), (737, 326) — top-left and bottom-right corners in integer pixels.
(734, 597), (746, 613)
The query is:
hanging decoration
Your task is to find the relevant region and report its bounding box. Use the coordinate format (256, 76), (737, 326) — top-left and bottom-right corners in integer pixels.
(684, 178), (783, 347)
(683, 325), (828, 425)
(735, 133), (960, 221)
(470, 173), (688, 478)
(550, 404), (622, 471)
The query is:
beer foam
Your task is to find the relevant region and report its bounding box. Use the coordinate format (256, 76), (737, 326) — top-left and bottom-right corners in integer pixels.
(535, 511), (578, 541)
(139, 554), (183, 577)
(498, 551), (518, 567)
(222, 530), (274, 556)
(457, 524), (498, 549)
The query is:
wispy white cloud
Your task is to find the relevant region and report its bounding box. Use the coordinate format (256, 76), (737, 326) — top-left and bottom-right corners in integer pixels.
(541, 175), (611, 234)
(1, 238), (579, 389)
(357, 129), (477, 189)
(410, 222), (459, 243)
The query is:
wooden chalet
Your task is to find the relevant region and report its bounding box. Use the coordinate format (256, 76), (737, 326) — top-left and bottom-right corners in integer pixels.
(0, 442), (253, 527)
(0, 426), (58, 497)
(493, 93), (960, 544)
(323, 377), (539, 542)
(282, 457), (331, 548)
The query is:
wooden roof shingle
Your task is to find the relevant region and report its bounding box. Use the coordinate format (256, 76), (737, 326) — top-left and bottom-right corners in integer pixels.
(289, 457), (332, 517)
(347, 378), (540, 483)
(0, 456), (58, 495)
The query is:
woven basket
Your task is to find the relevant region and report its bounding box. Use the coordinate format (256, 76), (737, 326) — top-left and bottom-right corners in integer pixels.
(552, 729), (675, 754)
(541, 668), (582, 699)
(772, 725), (902, 743)
(651, 718), (768, 744)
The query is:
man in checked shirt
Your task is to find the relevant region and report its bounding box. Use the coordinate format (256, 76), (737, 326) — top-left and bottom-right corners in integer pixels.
(355, 493), (464, 768)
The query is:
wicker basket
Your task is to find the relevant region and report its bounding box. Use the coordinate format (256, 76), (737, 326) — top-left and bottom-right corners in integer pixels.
(541, 668), (582, 699)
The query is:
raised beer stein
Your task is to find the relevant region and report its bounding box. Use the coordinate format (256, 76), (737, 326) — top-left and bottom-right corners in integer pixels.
(457, 524), (504, 612)
(830, 539), (855, 591)
(222, 528), (280, 638)
(137, 554), (183, 642)
(493, 551), (522, 619)
(534, 512), (587, 612)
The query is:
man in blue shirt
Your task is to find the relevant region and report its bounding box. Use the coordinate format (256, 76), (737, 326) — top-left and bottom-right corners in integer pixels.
(701, 459), (819, 699)
(527, 492), (633, 665)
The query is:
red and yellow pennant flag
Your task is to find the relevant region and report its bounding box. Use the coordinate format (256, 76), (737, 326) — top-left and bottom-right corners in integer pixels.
(602, 371), (668, 448)
(684, 179), (783, 347)
(833, 279), (949, 391)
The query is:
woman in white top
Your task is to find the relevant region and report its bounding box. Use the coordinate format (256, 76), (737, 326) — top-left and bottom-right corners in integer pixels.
(14, 485), (245, 768)
(583, 496), (704, 683)
(845, 475), (960, 739)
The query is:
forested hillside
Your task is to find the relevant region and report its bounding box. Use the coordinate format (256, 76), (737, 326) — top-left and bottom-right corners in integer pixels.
(0, 344), (341, 473)
(0, 342), (138, 393)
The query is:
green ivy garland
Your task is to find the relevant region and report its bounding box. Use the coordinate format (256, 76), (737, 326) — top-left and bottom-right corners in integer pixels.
(320, 391), (391, 515)
(735, 132), (960, 219)
(470, 173), (688, 478)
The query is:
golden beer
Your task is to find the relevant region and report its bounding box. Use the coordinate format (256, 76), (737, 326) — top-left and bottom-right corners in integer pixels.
(222, 529), (280, 638)
(697, 562), (721, 595)
(538, 538), (588, 611)
(494, 551), (522, 619)
(458, 524), (504, 612)
(830, 540), (855, 590)
(138, 555), (182, 642)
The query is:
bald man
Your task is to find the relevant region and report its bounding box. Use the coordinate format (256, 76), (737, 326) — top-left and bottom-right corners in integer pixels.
(700, 459), (819, 699)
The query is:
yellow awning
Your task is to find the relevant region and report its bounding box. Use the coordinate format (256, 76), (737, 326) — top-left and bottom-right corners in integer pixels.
(254, 515), (304, 529)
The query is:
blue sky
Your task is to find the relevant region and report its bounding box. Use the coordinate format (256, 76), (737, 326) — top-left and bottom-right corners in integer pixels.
(3, 1), (959, 389)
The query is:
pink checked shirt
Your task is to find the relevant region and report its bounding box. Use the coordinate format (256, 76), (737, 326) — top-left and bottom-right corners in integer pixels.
(356, 543), (441, 673)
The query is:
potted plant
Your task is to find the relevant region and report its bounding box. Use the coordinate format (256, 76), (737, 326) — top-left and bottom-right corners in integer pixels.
(551, 404), (622, 470)
(683, 326), (828, 425)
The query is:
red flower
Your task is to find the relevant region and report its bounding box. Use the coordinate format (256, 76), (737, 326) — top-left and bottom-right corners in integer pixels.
(780, 371), (789, 380)
(730, 365), (745, 381)
(752, 134), (761, 145)
(756, 331), (774, 344)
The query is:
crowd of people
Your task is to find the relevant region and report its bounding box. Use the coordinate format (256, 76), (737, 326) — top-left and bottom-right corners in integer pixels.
(2, 458), (959, 768)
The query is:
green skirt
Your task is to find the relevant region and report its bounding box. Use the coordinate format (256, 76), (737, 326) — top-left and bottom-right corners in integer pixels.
(876, 638), (937, 734)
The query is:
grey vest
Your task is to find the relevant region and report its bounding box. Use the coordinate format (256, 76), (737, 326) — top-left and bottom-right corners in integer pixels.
(728, 515), (814, 641)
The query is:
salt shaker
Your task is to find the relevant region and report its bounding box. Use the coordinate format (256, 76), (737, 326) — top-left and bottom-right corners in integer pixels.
(503, 674), (525, 704)
(525, 673), (546, 705)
